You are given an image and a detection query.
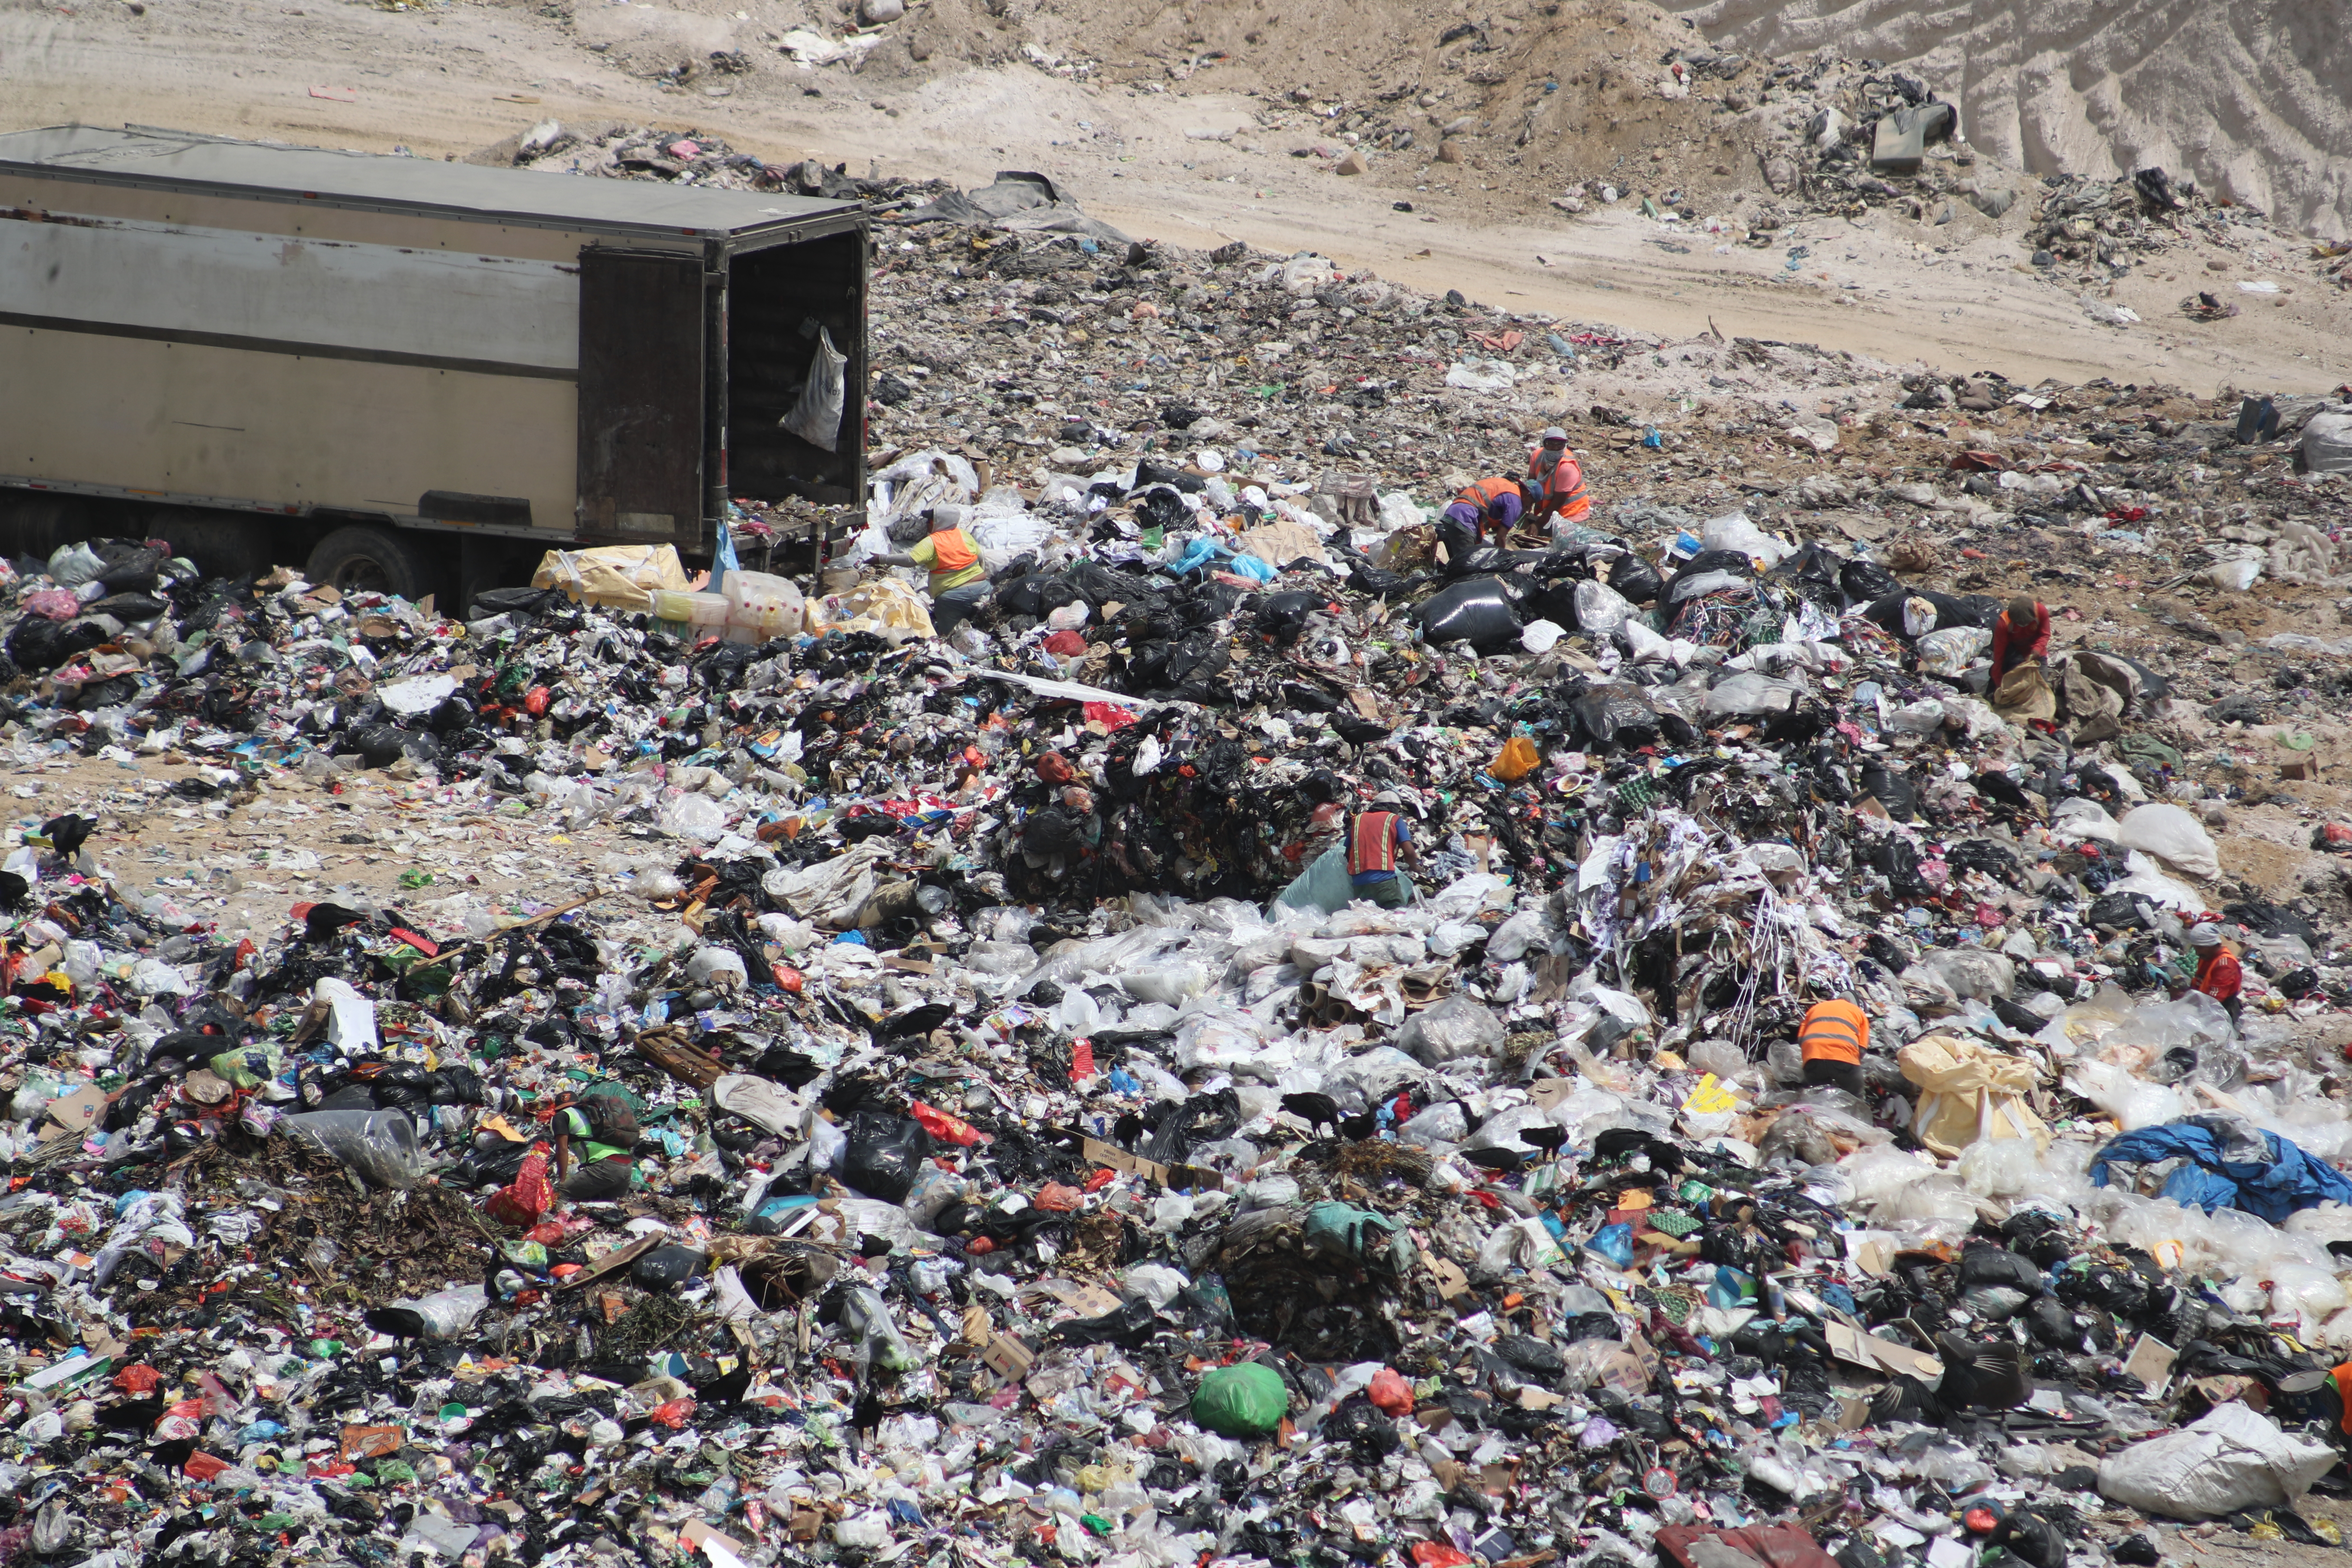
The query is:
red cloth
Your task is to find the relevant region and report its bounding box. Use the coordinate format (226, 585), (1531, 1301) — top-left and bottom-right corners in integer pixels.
(484, 1145), (554, 1228)
(2194, 946), (2244, 1004)
(1990, 602), (2051, 678)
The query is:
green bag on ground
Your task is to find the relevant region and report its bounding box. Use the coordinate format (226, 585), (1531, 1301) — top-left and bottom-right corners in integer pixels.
(1192, 1361), (1289, 1437)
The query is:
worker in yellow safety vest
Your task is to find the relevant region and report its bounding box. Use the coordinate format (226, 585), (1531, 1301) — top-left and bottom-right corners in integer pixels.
(874, 505), (994, 635)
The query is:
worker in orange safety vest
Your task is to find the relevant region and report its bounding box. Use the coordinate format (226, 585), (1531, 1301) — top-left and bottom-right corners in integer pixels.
(1525, 426), (1592, 527)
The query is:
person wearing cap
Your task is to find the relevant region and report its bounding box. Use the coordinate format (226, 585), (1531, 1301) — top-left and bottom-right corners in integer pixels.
(2172, 923), (2243, 1022)
(1524, 427), (1592, 527)
(1990, 595), (2051, 683)
(1796, 993), (1869, 1095)
(873, 505), (993, 636)
(1346, 802), (1415, 908)
(1438, 476), (1529, 566)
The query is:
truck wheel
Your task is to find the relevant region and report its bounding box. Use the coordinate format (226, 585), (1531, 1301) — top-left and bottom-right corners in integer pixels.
(307, 526), (429, 600)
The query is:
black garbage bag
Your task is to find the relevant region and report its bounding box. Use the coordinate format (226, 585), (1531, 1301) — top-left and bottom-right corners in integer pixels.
(1348, 562), (1410, 596)
(995, 574), (1051, 619)
(1677, 548), (1756, 580)
(1959, 1240), (2045, 1294)
(1068, 558), (1158, 609)
(72, 675), (140, 710)
(1132, 458), (1205, 494)
(1869, 836), (1931, 899)
(469, 586), (558, 620)
(630, 1244), (710, 1292)
(1526, 579), (1583, 630)
(1856, 762), (1917, 820)
(1054, 1298), (1164, 1350)
(1948, 839), (2022, 885)
(1840, 557), (1899, 603)
(839, 1112), (934, 1203)
(1572, 688), (1663, 751)
(93, 540), (172, 593)
(1135, 486), (1190, 533)
(1253, 591), (1325, 646)
(2086, 892), (2151, 931)
(2224, 897), (2322, 946)
(1771, 541), (1845, 588)
(5, 616), (106, 675)
(1410, 576), (1522, 649)
(350, 724), (441, 769)
(1608, 553), (1663, 603)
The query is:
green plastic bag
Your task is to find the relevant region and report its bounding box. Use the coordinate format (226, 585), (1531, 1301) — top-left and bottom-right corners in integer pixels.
(1304, 1200), (1417, 1274)
(1192, 1362), (1289, 1437)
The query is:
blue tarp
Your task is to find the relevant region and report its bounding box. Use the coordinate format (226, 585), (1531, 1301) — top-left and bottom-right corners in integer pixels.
(2088, 1115), (2352, 1223)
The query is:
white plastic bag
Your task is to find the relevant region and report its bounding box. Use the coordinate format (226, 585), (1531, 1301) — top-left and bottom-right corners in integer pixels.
(2117, 803), (2220, 881)
(782, 326), (849, 452)
(1572, 580), (1631, 638)
(2097, 1401), (2334, 1519)
(1396, 995), (1505, 1064)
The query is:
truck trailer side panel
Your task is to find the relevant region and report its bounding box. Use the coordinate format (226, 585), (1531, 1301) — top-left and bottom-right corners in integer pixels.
(0, 327), (575, 524)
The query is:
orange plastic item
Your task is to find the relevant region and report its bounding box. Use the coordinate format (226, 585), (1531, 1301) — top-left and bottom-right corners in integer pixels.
(773, 965), (805, 993)
(114, 1363), (162, 1393)
(967, 1236), (995, 1255)
(1491, 735), (1541, 782)
(183, 1452), (230, 1481)
(1412, 1545), (1472, 1568)
(649, 1398), (696, 1429)
(1033, 1182), (1084, 1212)
(524, 687), (552, 716)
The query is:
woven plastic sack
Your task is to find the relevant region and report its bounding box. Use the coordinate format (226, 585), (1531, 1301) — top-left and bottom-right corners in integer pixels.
(781, 326), (848, 451)
(1192, 1362), (1289, 1436)
(1898, 1035), (2048, 1157)
(2098, 1400), (2334, 1519)
(532, 545), (690, 613)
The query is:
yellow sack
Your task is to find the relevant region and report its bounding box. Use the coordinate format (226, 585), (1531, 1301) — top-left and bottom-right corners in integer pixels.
(1491, 735), (1542, 782)
(1992, 661), (2056, 723)
(533, 545), (690, 614)
(1898, 1034), (2049, 1157)
(805, 575), (936, 643)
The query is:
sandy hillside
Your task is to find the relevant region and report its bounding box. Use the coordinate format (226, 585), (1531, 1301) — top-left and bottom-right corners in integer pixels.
(3, 0), (2349, 395)
(1657, 0), (2352, 240)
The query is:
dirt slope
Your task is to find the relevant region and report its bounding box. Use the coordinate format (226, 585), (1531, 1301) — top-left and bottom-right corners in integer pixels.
(1657, 0), (2352, 240)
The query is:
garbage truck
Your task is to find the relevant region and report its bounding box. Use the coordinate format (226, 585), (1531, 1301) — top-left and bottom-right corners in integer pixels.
(0, 124), (868, 603)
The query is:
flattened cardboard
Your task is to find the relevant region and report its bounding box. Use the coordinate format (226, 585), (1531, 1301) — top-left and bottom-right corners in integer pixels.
(557, 1234), (660, 1290)
(1824, 1322), (1942, 1380)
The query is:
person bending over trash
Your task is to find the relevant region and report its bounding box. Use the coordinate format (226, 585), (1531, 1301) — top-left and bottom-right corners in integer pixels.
(1797, 992), (1869, 1096)
(1438, 477), (1529, 565)
(1346, 804), (1415, 909)
(873, 505), (992, 635)
(2174, 922), (2244, 1023)
(1991, 595), (2051, 683)
(1524, 427), (1592, 527)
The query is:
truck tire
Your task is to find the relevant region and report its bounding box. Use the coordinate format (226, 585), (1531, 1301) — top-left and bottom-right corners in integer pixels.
(307, 526), (429, 600)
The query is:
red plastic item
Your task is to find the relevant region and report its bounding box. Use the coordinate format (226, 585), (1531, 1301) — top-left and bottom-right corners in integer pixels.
(1033, 1182), (1084, 1212)
(1412, 1546), (1473, 1568)
(183, 1452), (230, 1481)
(1367, 1367), (1414, 1414)
(114, 1363), (162, 1393)
(1035, 752), (1076, 784)
(1071, 1040), (1096, 1081)
(524, 687), (552, 716)
(1082, 701), (1137, 732)
(967, 1236), (995, 1255)
(1083, 1167), (1117, 1193)
(772, 964), (804, 993)
(910, 1099), (983, 1147)
(1041, 630), (1087, 656)
(648, 1398), (696, 1429)
(483, 1144), (554, 1227)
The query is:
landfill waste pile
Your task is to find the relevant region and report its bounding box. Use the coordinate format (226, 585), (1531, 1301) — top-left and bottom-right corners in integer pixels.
(10, 155), (2352, 1568)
